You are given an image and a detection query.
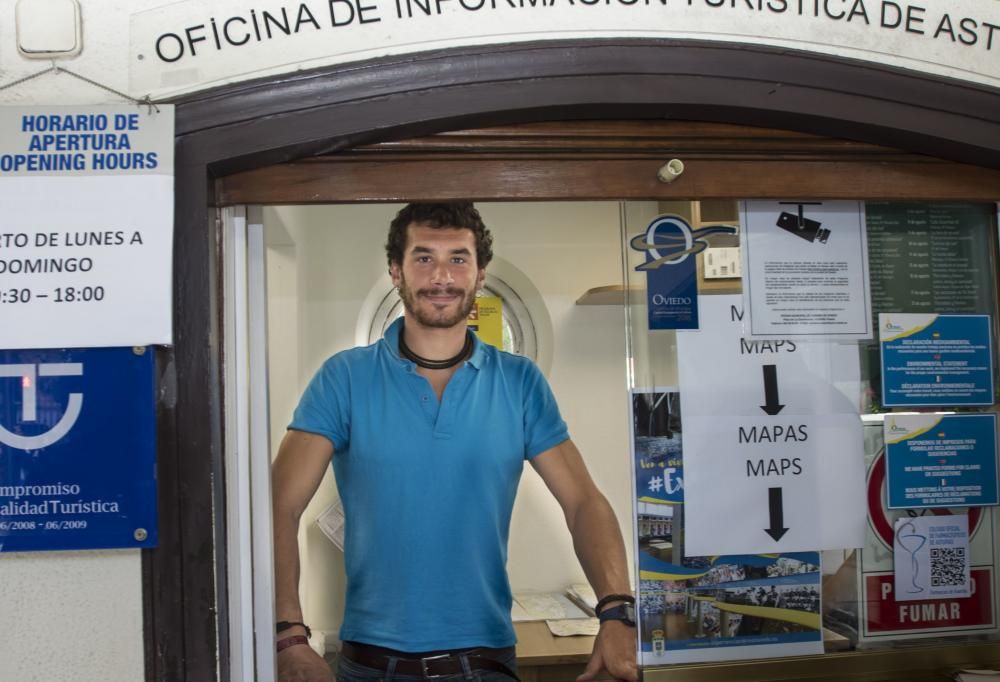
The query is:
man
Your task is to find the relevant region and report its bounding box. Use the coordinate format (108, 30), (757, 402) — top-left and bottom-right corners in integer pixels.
(273, 203), (638, 682)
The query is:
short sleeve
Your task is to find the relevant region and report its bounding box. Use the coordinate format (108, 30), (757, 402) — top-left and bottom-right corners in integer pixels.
(288, 354), (351, 452)
(522, 361), (569, 460)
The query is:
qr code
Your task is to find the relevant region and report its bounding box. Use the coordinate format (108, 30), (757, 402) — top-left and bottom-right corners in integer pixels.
(930, 547), (967, 587)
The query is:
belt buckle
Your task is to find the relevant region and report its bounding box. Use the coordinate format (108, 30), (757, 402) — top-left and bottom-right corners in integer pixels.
(419, 652), (454, 679)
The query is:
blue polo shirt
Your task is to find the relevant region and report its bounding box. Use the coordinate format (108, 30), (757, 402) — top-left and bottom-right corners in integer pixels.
(289, 318), (569, 651)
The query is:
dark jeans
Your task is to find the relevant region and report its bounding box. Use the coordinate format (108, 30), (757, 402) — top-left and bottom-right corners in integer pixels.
(336, 646), (518, 681)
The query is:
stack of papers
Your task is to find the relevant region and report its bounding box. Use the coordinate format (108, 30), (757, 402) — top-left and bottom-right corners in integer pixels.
(511, 591), (599, 637)
(565, 583), (598, 616)
(511, 592), (589, 621)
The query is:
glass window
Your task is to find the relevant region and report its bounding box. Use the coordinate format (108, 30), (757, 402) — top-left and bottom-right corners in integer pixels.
(623, 200), (1000, 668)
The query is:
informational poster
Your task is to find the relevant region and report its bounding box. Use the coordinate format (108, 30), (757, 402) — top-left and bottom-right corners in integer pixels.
(741, 200), (872, 339)
(631, 388), (823, 664)
(879, 313), (994, 407)
(677, 295), (866, 556)
(866, 203), (996, 323)
(884, 413), (999, 509)
(858, 424), (998, 642)
(861, 202), (997, 410)
(629, 215), (701, 330)
(0, 105), (174, 349)
(0, 348), (158, 552)
(894, 515), (971, 602)
(468, 295), (503, 349)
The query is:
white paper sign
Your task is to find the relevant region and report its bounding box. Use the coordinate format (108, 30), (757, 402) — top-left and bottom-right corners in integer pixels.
(678, 295), (866, 556)
(894, 514), (971, 602)
(741, 200), (872, 340)
(0, 105), (174, 349)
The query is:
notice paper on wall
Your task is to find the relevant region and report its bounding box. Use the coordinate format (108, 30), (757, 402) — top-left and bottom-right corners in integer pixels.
(741, 200), (872, 340)
(677, 295), (866, 557)
(879, 313), (994, 407)
(894, 514), (971, 602)
(630, 387), (824, 664)
(0, 105), (174, 349)
(884, 413), (999, 510)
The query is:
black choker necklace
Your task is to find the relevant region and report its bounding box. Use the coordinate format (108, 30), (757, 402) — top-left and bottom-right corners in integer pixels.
(399, 327), (474, 370)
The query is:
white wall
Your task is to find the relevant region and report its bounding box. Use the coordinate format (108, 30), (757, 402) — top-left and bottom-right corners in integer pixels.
(0, 551), (144, 681)
(0, 4), (174, 679)
(264, 201), (638, 646)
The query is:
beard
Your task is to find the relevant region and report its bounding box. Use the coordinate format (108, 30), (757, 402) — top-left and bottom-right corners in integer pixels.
(398, 277), (477, 329)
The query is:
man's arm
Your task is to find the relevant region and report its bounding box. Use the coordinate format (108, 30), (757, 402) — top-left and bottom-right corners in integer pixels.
(530, 439), (638, 682)
(272, 429), (336, 682)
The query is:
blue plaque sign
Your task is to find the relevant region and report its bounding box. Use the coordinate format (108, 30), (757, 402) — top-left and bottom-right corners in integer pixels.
(0, 347), (157, 552)
(880, 313), (994, 407)
(630, 216), (736, 330)
(885, 413), (999, 510)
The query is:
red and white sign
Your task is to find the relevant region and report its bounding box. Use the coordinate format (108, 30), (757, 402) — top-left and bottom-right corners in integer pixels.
(858, 435), (998, 641)
(864, 569), (995, 636)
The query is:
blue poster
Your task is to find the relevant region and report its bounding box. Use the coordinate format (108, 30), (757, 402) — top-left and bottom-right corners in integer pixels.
(630, 389), (823, 664)
(884, 413), (999, 510)
(0, 347), (157, 552)
(880, 313), (994, 407)
(629, 216), (736, 330)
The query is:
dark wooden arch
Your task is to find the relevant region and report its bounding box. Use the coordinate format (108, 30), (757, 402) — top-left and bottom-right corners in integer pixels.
(147, 39), (1000, 681)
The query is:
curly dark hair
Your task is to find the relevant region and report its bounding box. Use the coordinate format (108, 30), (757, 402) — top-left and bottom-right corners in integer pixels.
(385, 202), (493, 269)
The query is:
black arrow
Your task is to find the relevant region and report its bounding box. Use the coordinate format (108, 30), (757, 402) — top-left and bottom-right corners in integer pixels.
(765, 487), (789, 542)
(760, 364), (785, 415)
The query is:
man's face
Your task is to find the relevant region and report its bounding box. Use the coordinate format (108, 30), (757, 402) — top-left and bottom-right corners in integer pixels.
(390, 223), (486, 330)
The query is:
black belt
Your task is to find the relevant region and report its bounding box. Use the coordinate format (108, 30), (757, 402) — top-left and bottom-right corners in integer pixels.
(341, 641), (520, 680)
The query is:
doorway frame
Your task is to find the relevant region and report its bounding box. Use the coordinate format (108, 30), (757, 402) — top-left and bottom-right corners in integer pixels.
(149, 39), (1000, 681)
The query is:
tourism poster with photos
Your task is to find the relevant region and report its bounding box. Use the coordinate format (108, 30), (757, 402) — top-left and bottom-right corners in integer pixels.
(631, 388), (824, 664)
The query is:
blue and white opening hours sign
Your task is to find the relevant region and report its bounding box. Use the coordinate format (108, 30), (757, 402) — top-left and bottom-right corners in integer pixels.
(0, 105), (174, 350)
(884, 413), (999, 510)
(0, 347), (157, 552)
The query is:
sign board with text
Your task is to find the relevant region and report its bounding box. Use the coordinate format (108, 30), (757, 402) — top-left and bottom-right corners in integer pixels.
(0, 106), (174, 349)
(879, 313), (993, 407)
(630, 388), (824, 665)
(129, 0), (1000, 97)
(677, 295), (866, 556)
(865, 203), (996, 325)
(630, 215), (714, 330)
(741, 200), (872, 340)
(893, 514), (971, 601)
(859, 426), (998, 641)
(0, 348), (158, 552)
(885, 413), (998, 509)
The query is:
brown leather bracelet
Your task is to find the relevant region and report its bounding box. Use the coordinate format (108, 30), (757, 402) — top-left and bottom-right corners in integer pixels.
(277, 635), (309, 653)
(594, 592), (635, 615)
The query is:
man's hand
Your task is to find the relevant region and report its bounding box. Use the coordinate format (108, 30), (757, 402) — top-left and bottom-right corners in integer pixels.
(276, 644), (333, 682)
(577, 621), (638, 682)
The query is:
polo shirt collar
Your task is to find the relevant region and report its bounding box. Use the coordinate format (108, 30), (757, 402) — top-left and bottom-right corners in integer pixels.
(383, 317), (485, 369)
